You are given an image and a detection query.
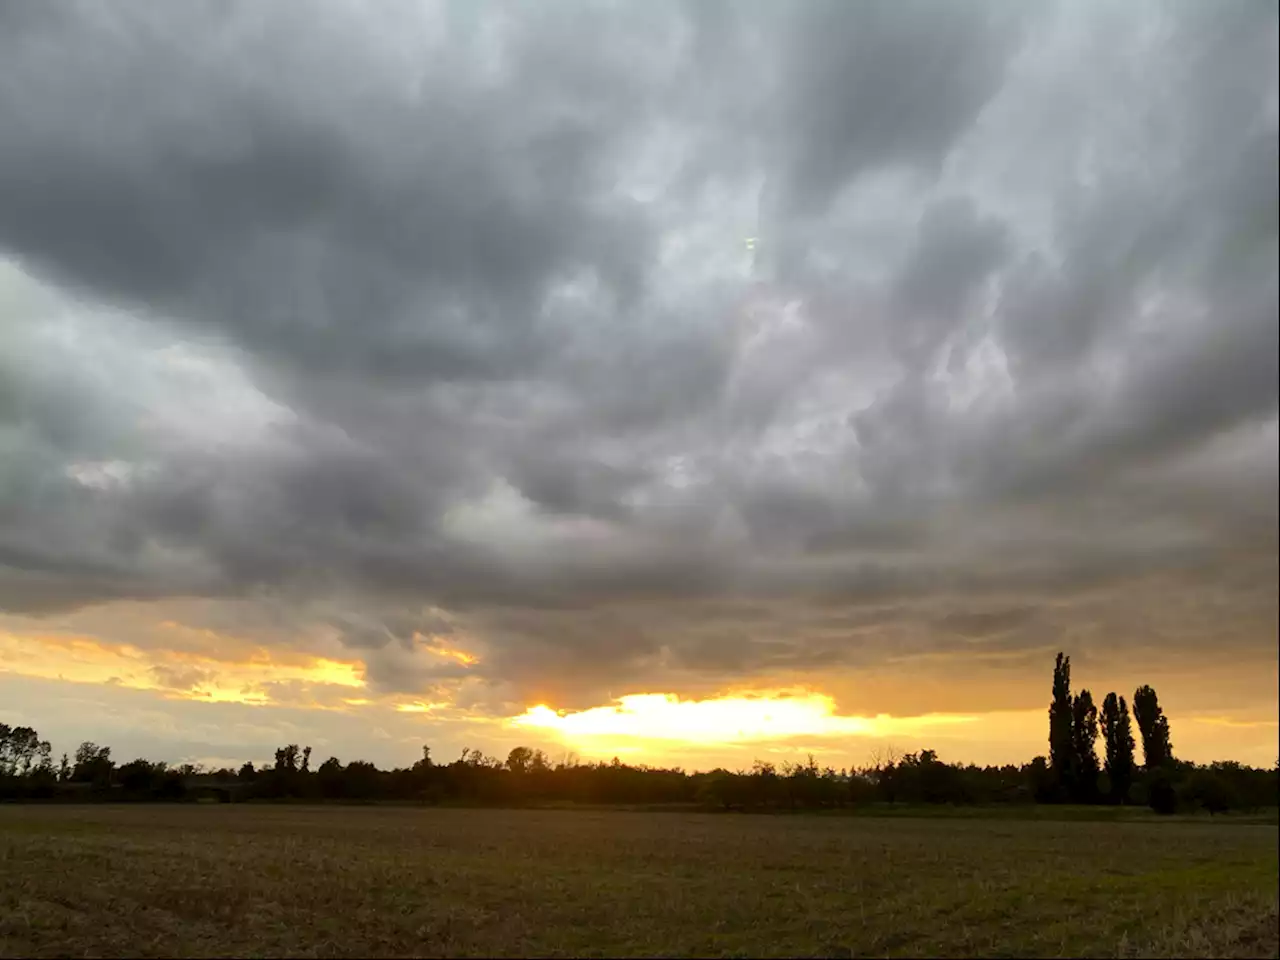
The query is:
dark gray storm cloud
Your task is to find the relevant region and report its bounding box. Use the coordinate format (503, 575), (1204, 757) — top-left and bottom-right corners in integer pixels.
(0, 0), (1275, 707)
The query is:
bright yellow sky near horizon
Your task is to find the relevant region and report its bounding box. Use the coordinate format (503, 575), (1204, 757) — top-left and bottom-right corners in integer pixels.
(2, 626), (1276, 772)
(511, 693), (978, 747)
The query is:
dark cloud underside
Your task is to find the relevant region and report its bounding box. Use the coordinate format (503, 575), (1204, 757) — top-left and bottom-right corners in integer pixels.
(0, 0), (1275, 707)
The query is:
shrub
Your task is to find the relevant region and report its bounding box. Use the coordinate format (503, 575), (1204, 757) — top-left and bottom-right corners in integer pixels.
(1147, 772), (1178, 815)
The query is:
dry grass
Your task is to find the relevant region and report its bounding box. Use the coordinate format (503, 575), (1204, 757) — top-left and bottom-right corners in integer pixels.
(1, 805), (1275, 958)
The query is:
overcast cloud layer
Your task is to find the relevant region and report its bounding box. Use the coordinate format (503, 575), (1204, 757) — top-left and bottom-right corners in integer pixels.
(1, 0), (1276, 754)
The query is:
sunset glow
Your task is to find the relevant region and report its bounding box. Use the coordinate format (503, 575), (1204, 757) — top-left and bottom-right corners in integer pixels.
(510, 692), (978, 747)
(396, 701), (445, 714)
(422, 642), (479, 666)
(0, 631), (365, 706)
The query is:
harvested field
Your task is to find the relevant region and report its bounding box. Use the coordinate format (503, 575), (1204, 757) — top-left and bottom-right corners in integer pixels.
(1, 805), (1275, 958)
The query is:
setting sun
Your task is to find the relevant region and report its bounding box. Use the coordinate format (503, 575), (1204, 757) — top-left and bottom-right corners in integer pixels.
(509, 692), (978, 749)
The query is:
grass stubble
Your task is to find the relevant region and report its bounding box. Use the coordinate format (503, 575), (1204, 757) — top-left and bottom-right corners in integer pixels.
(1, 805), (1275, 958)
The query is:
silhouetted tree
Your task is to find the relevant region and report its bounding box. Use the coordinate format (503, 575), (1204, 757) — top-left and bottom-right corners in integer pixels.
(697, 769), (746, 810)
(1027, 756), (1055, 803)
(317, 757), (345, 798)
(747, 759), (782, 808)
(343, 760), (381, 800)
(782, 754), (827, 809)
(1132, 685), (1174, 769)
(72, 742), (114, 788)
(0, 725), (49, 777)
(1071, 690), (1100, 802)
(118, 758), (178, 798)
(274, 744), (300, 774)
(506, 746), (534, 774)
(1100, 692), (1136, 803)
(1146, 770), (1179, 814)
(264, 744), (307, 797)
(1204, 761), (1279, 812)
(118, 758), (153, 793)
(1183, 769), (1235, 815)
(406, 746), (440, 803)
(1048, 652), (1074, 800)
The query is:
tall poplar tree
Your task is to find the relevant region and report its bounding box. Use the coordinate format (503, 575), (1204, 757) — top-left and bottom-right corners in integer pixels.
(1100, 692), (1136, 802)
(1133, 685), (1173, 769)
(1048, 652), (1075, 800)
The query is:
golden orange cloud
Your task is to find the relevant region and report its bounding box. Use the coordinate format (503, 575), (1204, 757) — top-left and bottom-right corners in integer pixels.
(1186, 715), (1280, 729)
(0, 630), (364, 706)
(396, 701), (448, 714)
(419, 639), (479, 666)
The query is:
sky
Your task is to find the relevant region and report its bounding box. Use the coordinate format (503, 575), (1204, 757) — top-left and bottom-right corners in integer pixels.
(0, 0), (1276, 773)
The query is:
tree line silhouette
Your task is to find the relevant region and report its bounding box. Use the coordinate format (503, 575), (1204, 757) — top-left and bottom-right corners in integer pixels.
(2, 652), (1275, 814)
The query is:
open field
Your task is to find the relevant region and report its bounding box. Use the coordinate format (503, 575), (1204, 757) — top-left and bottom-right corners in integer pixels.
(1, 805), (1276, 959)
